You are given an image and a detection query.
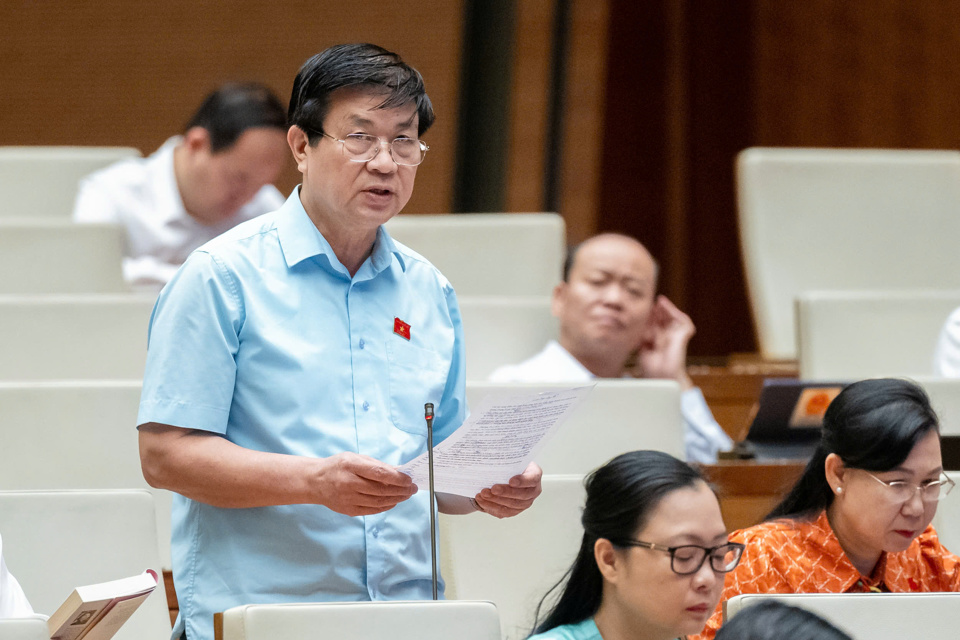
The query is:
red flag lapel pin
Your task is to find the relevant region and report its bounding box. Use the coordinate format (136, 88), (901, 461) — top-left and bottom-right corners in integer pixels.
(393, 317), (411, 341)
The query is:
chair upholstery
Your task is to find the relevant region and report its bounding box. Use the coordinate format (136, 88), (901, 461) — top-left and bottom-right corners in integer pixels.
(217, 601), (501, 640)
(0, 146), (140, 218)
(459, 296), (557, 380)
(0, 618), (50, 640)
(0, 381), (174, 570)
(440, 475), (585, 640)
(0, 294), (154, 380)
(0, 490), (170, 640)
(466, 380), (684, 474)
(795, 290), (960, 379)
(0, 221), (127, 293)
(737, 147), (960, 360)
(723, 591), (960, 638)
(384, 213), (565, 296)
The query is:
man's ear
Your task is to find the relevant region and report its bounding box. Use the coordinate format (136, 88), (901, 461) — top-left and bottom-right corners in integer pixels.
(594, 538), (621, 585)
(824, 452), (846, 495)
(287, 125), (310, 173)
(551, 282), (566, 320)
(183, 126), (212, 154)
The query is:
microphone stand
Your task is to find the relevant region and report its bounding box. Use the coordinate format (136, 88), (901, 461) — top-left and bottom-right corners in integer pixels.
(424, 403), (438, 600)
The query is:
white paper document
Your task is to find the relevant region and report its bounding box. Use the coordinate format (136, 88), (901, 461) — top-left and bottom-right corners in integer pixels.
(399, 385), (593, 497)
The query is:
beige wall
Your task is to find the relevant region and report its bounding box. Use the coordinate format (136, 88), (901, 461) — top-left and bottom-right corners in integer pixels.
(0, 1), (464, 214)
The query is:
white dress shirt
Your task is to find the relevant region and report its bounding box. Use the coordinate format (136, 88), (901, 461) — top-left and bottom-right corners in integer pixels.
(489, 340), (733, 463)
(73, 137), (284, 289)
(934, 306), (960, 377)
(0, 533), (34, 619)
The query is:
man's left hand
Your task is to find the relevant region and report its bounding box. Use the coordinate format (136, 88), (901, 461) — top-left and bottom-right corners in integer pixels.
(637, 295), (695, 389)
(474, 462), (543, 518)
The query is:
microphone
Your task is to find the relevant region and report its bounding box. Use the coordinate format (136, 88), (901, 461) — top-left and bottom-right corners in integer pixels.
(424, 402), (438, 600)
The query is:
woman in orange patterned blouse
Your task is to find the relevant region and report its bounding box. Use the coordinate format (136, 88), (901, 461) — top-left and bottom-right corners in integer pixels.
(694, 378), (960, 640)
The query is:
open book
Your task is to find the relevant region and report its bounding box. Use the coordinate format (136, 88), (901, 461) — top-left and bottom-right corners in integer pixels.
(47, 569), (158, 640)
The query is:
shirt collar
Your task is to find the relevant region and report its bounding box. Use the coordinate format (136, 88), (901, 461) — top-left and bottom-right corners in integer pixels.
(809, 511), (898, 592)
(275, 187), (408, 276)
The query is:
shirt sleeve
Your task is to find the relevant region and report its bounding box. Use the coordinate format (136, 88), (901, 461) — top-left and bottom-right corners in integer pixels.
(691, 527), (795, 640)
(137, 250), (243, 434)
(681, 387), (734, 464)
(934, 307), (960, 376)
(0, 535), (34, 618)
(72, 174), (121, 225)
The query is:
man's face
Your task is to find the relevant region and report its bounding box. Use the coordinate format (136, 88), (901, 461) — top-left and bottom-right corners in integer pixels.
(553, 235), (657, 361)
(187, 127), (289, 225)
(292, 86), (419, 236)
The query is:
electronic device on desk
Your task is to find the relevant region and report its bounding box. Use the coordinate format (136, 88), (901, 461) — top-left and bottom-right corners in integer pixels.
(726, 379), (848, 461)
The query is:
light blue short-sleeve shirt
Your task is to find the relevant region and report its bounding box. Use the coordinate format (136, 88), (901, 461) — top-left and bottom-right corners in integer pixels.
(138, 190), (466, 640)
(527, 617), (602, 640)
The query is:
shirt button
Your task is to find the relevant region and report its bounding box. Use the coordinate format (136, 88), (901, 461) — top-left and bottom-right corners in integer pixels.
(359, 339), (365, 349)
(362, 401), (370, 411)
(371, 527), (379, 538)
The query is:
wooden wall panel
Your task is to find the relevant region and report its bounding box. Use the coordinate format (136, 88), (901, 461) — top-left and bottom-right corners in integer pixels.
(0, 1), (464, 214)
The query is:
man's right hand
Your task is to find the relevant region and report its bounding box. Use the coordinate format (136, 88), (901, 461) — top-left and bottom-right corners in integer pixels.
(314, 452), (418, 516)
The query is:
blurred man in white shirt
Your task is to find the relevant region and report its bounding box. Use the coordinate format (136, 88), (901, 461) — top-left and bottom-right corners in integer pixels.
(489, 233), (732, 463)
(73, 83), (289, 289)
(0, 532), (33, 618)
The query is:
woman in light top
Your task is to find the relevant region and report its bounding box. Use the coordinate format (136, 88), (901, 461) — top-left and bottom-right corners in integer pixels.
(0, 532), (34, 618)
(528, 450), (744, 640)
(695, 378), (960, 640)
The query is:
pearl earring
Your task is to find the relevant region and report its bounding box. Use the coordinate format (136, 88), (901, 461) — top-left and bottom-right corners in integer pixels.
(836, 487), (843, 494)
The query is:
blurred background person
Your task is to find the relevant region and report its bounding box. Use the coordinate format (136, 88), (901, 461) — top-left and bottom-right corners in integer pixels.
(490, 233), (732, 463)
(73, 83), (289, 289)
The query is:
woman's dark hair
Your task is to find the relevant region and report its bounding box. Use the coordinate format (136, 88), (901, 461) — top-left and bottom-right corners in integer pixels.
(714, 601), (852, 640)
(185, 83), (286, 153)
(287, 43), (435, 141)
(529, 450), (705, 637)
(767, 378), (940, 520)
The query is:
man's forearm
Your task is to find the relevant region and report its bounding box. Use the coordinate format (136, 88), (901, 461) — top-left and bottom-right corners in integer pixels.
(139, 423), (318, 508)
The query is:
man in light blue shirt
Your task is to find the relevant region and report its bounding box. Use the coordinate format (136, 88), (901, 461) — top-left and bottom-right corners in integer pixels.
(138, 44), (543, 640)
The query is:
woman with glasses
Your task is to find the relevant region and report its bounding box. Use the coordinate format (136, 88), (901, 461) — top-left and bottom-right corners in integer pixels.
(694, 378), (960, 640)
(527, 450), (743, 640)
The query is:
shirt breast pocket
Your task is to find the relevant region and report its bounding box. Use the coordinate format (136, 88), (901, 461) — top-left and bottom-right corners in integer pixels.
(386, 340), (449, 436)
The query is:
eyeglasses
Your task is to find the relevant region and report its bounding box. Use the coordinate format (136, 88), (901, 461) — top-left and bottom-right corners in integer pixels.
(609, 539), (745, 576)
(317, 131), (429, 166)
(863, 471), (955, 503)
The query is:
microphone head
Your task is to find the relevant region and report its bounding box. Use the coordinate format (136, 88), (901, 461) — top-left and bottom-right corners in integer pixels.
(424, 402), (434, 419)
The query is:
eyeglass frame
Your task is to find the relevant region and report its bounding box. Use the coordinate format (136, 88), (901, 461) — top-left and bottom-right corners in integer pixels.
(607, 538), (746, 576)
(301, 126), (429, 166)
(862, 470), (955, 503)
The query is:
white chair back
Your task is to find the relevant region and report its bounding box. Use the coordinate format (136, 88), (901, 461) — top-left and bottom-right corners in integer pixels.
(0, 221), (127, 293)
(0, 294), (154, 380)
(0, 618), (50, 640)
(0, 146), (140, 218)
(466, 380), (684, 474)
(384, 213), (565, 296)
(459, 296), (557, 380)
(796, 290), (960, 379)
(737, 147), (960, 360)
(0, 381), (174, 570)
(218, 601), (501, 640)
(0, 490), (170, 640)
(440, 475), (585, 640)
(724, 592), (960, 638)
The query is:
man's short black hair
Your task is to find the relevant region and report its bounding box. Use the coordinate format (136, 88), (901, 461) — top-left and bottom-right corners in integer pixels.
(287, 43), (435, 144)
(185, 83), (286, 153)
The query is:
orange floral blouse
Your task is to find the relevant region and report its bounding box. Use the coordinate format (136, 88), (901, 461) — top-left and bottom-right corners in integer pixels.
(692, 511), (960, 640)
